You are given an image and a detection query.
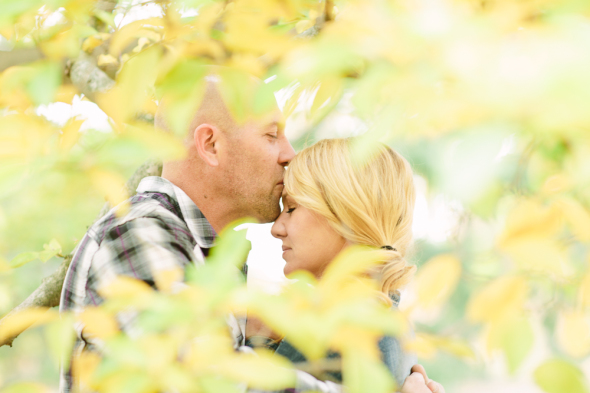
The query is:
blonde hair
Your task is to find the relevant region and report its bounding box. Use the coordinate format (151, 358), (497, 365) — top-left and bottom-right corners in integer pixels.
(284, 138), (416, 295)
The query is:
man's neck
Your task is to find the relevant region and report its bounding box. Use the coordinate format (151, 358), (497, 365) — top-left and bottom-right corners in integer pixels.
(161, 172), (244, 234)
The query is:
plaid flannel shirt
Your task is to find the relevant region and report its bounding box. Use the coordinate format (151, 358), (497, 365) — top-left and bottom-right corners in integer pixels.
(59, 176), (342, 393)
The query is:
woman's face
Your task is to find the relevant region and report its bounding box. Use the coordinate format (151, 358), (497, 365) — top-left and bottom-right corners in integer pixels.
(271, 192), (347, 278)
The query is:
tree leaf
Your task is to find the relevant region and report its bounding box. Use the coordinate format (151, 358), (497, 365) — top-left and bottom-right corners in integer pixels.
(0, 382), (51, 393)
(78, 307), (120, 340)
(414, 254), (462, 309)
(0, 308), (58, 344)
(26, 61), (62, 105)
(343, 348), (395, 393)
(557, 197), (590, 243)
(556, 309), (590, 358)
(9, 251), (40, 268)
(310, 77), (343, 121)
(534, 359), (588, 393)
(467, 276), (528, 323)
(488, 316), (534, 374)
(38, 238), (62, 262)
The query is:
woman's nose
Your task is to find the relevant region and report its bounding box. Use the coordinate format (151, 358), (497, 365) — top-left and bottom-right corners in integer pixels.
(271, 217), (286, 239)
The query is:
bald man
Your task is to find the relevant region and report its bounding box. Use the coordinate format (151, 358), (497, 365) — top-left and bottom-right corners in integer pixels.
(59, 74), (441, 393)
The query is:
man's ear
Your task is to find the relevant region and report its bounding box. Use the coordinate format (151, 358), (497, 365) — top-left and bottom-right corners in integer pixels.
(193, 124), (220, 167)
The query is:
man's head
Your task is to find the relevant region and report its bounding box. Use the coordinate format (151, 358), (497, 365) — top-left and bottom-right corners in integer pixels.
(157, 72), (295, 231)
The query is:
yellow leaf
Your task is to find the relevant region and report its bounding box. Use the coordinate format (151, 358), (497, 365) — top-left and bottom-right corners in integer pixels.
(578, 272), (590, 309)
(227, 54), (266, 78)
(310, 77), (343, 120)
(0, 114), (54, 160)
(218, 351), (296, 390)
(109, 18), (164, 56)
(59, 118), (84, 153)
(0, 382), (51, 393)
(499, 199), (568, 276)
(40, 25), (95, 59)
(404, 333), (437, 359)
(132, 37), (152, 53)
(0, 256), (9, 272)
(98, 275), (154, 299)
(498, 199), (562, 244)
(78, 307), (119, 340)
(282, 84), (304, 119)
(542, 173), (571, 194)
(0, 308), (58, 344)
(97, 45), (161, 124)
(184, 333), (235, 370)
(71, 351), (102, 390)
(343, 347), (395, 393)
(97, 54), (119, 68)
(55, 84), (78, 104)
(319, 246), (383, 298)
(501, 237), (569, 277)
(82, 35), (107, 54)
(296, 19), (314, 34)
(557, 197), (590, 243)
(0, 66), (34, 110)
(88, 168), (128, 208)
(153, 267), (183, 293)
(124, 122), (187, 161)
(467, 276), (528, 323)
(404, 332), (474, 361)
(556, 309), (590, 358)
(139, 334), (179, 373)
(414, 254), (462, 309)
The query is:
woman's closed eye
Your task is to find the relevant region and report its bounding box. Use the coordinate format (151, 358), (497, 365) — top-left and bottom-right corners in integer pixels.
(286, 207), (296, 213)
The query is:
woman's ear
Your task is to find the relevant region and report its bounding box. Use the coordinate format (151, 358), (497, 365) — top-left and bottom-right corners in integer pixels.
(193, 123), (220, 167)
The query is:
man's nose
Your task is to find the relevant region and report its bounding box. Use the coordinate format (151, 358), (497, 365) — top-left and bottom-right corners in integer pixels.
(278, 136), (296, 166)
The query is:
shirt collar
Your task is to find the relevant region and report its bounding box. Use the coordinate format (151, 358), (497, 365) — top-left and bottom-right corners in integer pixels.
(136, 176), (216, 249)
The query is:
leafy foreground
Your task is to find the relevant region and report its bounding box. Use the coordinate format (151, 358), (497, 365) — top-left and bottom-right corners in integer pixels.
(2, 0), (590, 392)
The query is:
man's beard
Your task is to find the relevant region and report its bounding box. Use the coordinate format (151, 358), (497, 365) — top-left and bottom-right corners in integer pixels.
(251, 192), (281, 223)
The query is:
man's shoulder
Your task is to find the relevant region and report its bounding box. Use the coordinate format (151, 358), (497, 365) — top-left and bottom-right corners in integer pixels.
(89, 191), (190, 243)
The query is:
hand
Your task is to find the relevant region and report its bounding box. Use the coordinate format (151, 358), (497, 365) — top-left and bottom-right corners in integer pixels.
(245, 316), (282, 341)
(400, 365), (445, 393)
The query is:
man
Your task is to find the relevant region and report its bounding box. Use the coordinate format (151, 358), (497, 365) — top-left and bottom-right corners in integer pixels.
(59, 72), (442, 393)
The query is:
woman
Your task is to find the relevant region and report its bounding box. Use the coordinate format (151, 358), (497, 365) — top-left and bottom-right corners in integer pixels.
(248, 138), (443, 392)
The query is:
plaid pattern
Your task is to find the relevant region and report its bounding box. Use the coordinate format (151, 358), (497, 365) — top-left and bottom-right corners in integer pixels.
(59, 177), (224, 392)
(59, 176), (344, 393)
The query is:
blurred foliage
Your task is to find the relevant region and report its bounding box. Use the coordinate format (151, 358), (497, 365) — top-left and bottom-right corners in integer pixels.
(1, 0), (590, 392)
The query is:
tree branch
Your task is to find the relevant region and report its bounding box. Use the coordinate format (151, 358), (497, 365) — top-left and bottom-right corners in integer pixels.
(0, 48), (45, 72)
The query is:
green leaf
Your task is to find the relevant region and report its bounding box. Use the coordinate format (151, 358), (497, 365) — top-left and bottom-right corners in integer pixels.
(0, 382), (49, 393)
(207, 219), (253, 269)
(500, 317), (534, 374)
(93, 9), (116, 28)
(9, 238), (61, 268)
(45, 315), (76, 370)
(38, 238), (62, 262)
(26, 61), (63, 105)
(343, 350), (395, 393)
(9, 251), (40, 268)
(534, 359), (588, 393)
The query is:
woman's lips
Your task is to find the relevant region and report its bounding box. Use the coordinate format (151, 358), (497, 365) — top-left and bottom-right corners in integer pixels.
(281, 246), (291, 258)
